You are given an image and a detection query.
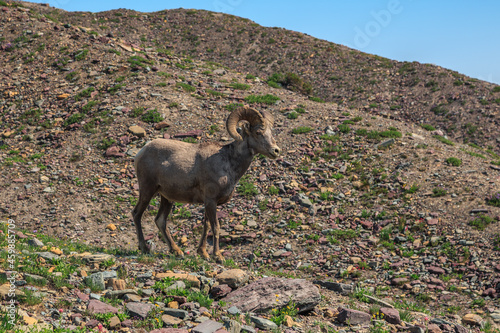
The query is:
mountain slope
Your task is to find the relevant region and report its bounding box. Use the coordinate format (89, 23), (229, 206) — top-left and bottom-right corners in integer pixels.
(30, 4), (500, 153)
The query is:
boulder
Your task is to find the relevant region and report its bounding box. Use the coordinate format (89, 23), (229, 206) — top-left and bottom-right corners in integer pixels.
(215, 269), (248, 289)
(222, 277), (320, 313)
(336, 308), (371, 325)
(87, 299), (118, 314)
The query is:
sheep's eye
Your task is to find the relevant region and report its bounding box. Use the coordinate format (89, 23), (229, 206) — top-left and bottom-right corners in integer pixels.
(255, 129), (263, 135)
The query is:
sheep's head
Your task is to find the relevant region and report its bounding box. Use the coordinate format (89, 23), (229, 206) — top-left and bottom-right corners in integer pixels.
(226, 106), (280, 159)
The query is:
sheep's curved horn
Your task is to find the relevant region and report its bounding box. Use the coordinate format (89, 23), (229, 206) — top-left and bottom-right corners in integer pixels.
(259, 110), (274, 125)
(226, 105), (265, 141)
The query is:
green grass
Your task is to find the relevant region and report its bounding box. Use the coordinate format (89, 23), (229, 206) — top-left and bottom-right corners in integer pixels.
(74, 49), (89, 61)
(230, 82), (250, 90)
(356, 129), (402, 140)
(309, 96), (325, 103)
(338, 124), (351, 134)
(244, 94), (280, 105)
(206, 89), (224, 97)
(287, 111), (298, 119)
(486, 192), (500, 207)
(82, 100), (99, 113)
(19, 109), (42, 126)
(141, 108), (163, 123)
(108, 83), (125, 95)
(405, 184), (420, 194)
(434, 135), (454, 146)
(64, 113), (85, 127)
(432, 186), (447, 197)
(128, 55), (153, 68)
(292, 126), (313, 134)
(237, 175), (258, 197)
(74, 87), (95, 101)
(445, 157), (462, 166)
(225, 103), (244, 112)
(176, 82), (196, 92)
(421, 124), (435, 131)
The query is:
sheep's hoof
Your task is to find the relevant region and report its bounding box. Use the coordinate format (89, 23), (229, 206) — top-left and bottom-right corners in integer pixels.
(197, 248), (210, 260)
(214, 251), (224, 263)
(171, 247), (184, 257)
(139, 243), (151, 254)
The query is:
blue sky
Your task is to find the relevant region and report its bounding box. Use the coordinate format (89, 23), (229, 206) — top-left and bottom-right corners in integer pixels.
(30, 0), (499, 84)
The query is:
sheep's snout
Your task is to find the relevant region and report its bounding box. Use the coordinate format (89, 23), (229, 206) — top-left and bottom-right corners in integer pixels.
(268, 146), (281, 159)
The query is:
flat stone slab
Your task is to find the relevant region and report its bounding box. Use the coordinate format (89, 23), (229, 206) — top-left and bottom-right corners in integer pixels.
(105, 289), (138, 299)
(126, 302), (153, 320)
(192, 319), (223, 333)
(36, 252), (60, 262)
(87, 299), (119, 314)
(223, 276), (320, 313)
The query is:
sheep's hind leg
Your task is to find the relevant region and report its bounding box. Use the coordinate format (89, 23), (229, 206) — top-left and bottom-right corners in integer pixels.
(196, 211), (210, 260)
(156, 196), (183, 257)
(132, 189), (157, 254)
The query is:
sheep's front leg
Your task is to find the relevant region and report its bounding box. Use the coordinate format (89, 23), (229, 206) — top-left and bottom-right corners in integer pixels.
(196, 211), (210, 259)
(205, 200), (224, 262)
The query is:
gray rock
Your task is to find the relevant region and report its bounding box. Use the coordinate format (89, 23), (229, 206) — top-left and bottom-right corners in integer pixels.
(241, 325), (256, 333)
(28, 238), (44, 247)
(37, 252), (59, 262)
(136, 271), (153, 282)
(297, 193), (313, 208)
(362, 295), (394, 308)
(376, 138), (395, 148)
(227, 306), (241, 315)
(85, 272), (105, 291)
(126, 302), (153, 320)
(24, 273), (47, 283)
(223, 277), (320, 313)
(105, 289), (138, 299)
(313, 280), (353, 295)
(163, 308), (189, 320)
(250, 315), (277, 330)
(164, 280), (186, 292)
(101, 271), (117, 280)
(82, 253), (115, 264)
(408, 326), (425, 333)
(224, 319), (241, 333)
(192, 319), (224, 333)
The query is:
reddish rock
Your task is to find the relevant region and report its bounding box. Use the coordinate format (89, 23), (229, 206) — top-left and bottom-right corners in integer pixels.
(427, 266), (445, 274)
(429, 277), (445, 286)
(87, 299), (118, 314)
(75, 291), (89, 301)
(126, 302), (153, 319)
(210, 284), (232, 299)
(359, 220), (373, 229)
(391, 277), (409, 286)
(483, 288), (496, 297)
(336, 308), (371, 325)
(427, 218), (438, 225)
(380, 307), (401, 324)
(105, 146), (124, 157)
(150, 329), (189, 333)
(426, 324), (442, 333)
(222, 277), (320, 313)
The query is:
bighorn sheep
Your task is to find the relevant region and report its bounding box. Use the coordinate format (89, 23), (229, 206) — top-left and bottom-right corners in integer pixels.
(132, 106), (280, 261)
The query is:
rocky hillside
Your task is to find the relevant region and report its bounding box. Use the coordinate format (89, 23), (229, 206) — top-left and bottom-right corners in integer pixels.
(0, 1), (500, 332)
(28, 2), (500, 154)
